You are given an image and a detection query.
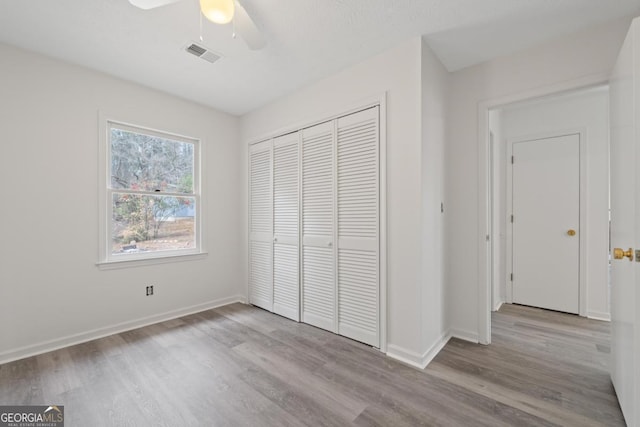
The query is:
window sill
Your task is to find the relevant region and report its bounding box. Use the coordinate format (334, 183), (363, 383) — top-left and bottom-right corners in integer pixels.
(96, 252), (208, 270)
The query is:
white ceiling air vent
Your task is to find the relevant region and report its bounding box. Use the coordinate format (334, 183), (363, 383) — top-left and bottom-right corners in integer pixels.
(184, 42), (221, 64)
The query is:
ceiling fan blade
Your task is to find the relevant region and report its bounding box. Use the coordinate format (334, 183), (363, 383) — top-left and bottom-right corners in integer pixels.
(128, 0), (182, 10)
(234, 1), (266, 50)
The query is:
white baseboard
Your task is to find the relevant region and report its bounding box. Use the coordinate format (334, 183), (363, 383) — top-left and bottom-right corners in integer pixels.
(0, 295), (247, 365)
(386, 333), (451, 370)
(493, 301), (504, 312)
(386, 344), (429, 369)
(421, 333), (451, 367)
(448, 328), (479, 344)
(587, 311), (611, 322)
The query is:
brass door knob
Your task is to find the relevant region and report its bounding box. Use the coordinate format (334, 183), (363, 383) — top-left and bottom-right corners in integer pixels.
(567, 229), (576, 236)
(613, 247), (634, 261)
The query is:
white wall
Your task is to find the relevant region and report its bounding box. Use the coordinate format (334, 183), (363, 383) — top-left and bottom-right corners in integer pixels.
(0, 43), (244, 362)
(498, 88), (610, 319)
(242, 37), (449, 366)
(420, 40), (448, 358)
(446, 17), (631, 338)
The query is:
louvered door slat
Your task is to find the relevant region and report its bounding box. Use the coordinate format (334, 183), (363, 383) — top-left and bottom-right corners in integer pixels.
(250, 241), (272, 303)
(273, 133), (300, 321)
(249, 140), (273, 311)
(274, 244), (298, 320)
(303, 246), (334, 329)
(337, 107), (379, 347)
(301, 122), (335, 331)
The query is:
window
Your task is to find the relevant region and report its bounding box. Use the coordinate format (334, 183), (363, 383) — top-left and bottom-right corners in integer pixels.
(99, 120), (202, 265)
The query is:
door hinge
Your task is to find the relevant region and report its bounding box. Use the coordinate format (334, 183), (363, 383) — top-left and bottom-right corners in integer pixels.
(486, 234), (490, 242)
(511, 155), (514, 164)
(511, 214), (514, 223)
(510, 273), (514, 281)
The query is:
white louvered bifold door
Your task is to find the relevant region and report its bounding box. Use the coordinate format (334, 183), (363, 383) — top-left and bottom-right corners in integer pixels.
(301, 121), (336, 331)
(336, 107), (379, 347)
(249, 140), (273, 311)
(272, 133), (300, 321)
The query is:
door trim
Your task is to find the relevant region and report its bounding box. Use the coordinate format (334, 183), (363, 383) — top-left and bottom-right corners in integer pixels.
(505, 129), (587, 316)
(477, 72), (610, 345)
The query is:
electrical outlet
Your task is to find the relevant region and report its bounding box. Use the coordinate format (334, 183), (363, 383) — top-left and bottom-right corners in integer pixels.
(146, 285), (154, 296)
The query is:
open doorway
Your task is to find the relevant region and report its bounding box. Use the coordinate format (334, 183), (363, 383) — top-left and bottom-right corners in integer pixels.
(480, 84), (611, 343)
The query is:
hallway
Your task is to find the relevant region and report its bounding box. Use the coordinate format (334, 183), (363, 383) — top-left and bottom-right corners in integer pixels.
(428, 304), (624, 425)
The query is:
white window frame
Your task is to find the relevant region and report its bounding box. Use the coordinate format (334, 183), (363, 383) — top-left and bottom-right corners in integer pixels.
(98, 116), (205, 269)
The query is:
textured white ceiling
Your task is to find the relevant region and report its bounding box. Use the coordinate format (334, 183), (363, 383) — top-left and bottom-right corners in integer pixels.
(0, 0), (639, 115)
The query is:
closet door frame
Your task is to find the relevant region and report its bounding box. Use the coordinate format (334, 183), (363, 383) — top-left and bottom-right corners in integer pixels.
(246, 93), (387, 353)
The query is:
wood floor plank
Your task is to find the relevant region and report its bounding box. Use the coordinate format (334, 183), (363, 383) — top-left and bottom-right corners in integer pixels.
(233, 340), (367, 423)
(0, 356), (42, 405)
(213, 303), (279, 335)
(0, 303), (624, 426)
(439, 341), (617, 406)
(317, 357), (547, 427)
(427, 361), (601, 427)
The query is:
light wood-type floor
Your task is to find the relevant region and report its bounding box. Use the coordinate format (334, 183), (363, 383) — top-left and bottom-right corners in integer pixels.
(0, 303), (625, 426)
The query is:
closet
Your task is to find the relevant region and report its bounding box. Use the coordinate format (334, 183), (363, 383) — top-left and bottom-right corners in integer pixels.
(249, 106), (380, 347)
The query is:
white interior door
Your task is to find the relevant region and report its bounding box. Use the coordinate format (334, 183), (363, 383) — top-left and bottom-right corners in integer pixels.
(301, 121), (335, 331)
(336, 107), (379, 347)
(272, 132), (300, 321)
(249, 140), (273, 311)
(511, 134), (580, 314)
(609, 19), (638, 426)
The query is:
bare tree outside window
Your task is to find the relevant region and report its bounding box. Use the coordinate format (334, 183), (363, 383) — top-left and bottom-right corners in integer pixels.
(109, 127), (197, 255)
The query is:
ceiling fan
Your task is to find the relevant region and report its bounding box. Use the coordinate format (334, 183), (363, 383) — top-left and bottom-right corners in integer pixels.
(128, 0), (266, 50)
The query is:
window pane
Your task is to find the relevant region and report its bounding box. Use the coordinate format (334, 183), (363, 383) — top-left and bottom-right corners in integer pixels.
(112, 193), (195, 255)
(110, 128), (194, 193)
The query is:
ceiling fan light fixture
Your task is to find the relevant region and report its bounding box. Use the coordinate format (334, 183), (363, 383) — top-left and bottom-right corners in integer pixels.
(200, 0), (234, 24)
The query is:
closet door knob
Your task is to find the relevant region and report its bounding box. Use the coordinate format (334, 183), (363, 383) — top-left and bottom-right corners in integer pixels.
(613, 247), (634, 261)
